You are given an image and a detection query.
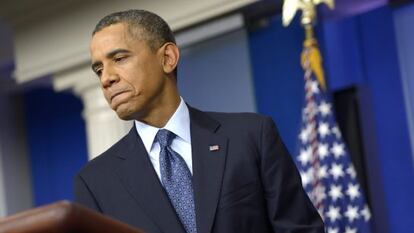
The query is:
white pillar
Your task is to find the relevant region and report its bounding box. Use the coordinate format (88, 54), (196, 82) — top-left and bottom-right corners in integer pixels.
(0, 91), (34, 216)
(0, 22), (33, 216)
(53, 65), (131, 160)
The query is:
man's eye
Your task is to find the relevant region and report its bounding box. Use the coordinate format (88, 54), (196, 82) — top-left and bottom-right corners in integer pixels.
(95, 69), (102, 77)
(114, 56), (127, 62)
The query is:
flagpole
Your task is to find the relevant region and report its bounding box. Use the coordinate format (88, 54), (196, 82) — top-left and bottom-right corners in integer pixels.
(305, 26), (314, 40)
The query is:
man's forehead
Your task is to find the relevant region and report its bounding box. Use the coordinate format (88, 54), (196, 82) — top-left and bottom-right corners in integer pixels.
(90, 25), (129, 55)
(92, 24), (128, 43)
(91, 23), (147, 48)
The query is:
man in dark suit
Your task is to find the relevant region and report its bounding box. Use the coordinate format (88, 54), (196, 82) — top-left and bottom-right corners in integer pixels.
(75, 9), (324, 233)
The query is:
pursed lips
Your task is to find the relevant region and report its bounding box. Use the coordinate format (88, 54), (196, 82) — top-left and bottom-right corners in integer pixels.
(110, 90), (130, 102)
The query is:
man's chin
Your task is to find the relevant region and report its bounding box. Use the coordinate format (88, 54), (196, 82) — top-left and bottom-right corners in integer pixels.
(114, 105), (135, 121)
(116, 113), (134, 121)
(116, 111), (135, 121)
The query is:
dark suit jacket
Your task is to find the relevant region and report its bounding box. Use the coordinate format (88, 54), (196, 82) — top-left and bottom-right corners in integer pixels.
(74, 107), (324, 233)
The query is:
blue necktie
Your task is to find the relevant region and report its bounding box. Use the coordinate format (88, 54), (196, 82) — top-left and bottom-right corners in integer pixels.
(156, 129), (197, 233)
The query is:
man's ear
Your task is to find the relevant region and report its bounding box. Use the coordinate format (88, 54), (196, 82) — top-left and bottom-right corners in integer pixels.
(161, 42), (179, 75)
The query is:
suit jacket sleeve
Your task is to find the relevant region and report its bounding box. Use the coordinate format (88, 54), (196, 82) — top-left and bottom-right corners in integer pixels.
(74, 174), (103, 212)
(260, 117), (324, 232)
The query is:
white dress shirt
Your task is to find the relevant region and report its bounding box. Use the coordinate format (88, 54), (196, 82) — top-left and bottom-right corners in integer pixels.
(134, 97), (193, 179)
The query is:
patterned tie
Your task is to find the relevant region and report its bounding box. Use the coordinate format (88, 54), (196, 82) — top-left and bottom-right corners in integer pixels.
(156, 129), (197, 233)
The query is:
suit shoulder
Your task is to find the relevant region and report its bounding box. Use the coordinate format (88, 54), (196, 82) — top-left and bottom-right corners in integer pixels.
(76, 131), (131, 177)
(205, 111), (273, 126)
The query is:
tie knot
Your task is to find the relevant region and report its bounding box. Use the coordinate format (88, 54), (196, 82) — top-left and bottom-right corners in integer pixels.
(156, 129), (175, 148)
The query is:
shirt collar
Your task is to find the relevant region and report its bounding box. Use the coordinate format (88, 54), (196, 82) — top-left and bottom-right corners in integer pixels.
(134, 97), (191, 153)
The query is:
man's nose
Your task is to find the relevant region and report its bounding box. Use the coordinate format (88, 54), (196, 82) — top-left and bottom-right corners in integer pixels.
(101, 69), (120, 88)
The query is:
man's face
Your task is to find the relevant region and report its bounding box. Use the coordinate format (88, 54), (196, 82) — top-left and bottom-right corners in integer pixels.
(90, 23), (168, 120)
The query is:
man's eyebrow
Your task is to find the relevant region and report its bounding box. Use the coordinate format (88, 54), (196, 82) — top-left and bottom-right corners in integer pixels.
(91, 48), (131, 72)
(106, 48), (131, 58)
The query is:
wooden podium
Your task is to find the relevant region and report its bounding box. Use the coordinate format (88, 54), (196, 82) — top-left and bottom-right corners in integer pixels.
(0, 201), (145, 233)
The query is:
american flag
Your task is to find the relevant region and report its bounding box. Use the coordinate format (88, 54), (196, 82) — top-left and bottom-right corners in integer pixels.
(296, 47), (373, 233)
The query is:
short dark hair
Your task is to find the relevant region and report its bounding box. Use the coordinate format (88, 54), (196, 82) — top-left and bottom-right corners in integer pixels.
(93, 9), (176, 51)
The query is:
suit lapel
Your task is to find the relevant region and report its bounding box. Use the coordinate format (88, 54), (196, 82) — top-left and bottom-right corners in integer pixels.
(189, 107), (228, 233)
(115, 128), (186, 233)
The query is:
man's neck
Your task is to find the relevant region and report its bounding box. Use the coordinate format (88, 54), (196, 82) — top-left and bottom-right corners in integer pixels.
(136, 95), (181, 128)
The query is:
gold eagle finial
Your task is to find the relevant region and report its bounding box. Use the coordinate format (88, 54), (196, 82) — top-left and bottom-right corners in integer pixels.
(282, 0), (335, 91)
(282, 0), (335, 27)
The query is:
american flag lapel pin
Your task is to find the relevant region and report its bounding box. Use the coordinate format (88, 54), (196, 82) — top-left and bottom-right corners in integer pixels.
(209, 145), (220, 151)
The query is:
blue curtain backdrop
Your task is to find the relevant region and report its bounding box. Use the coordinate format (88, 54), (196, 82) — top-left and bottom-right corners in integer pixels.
(248, 15), (304, 154)
(24, 88), (88, 206)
